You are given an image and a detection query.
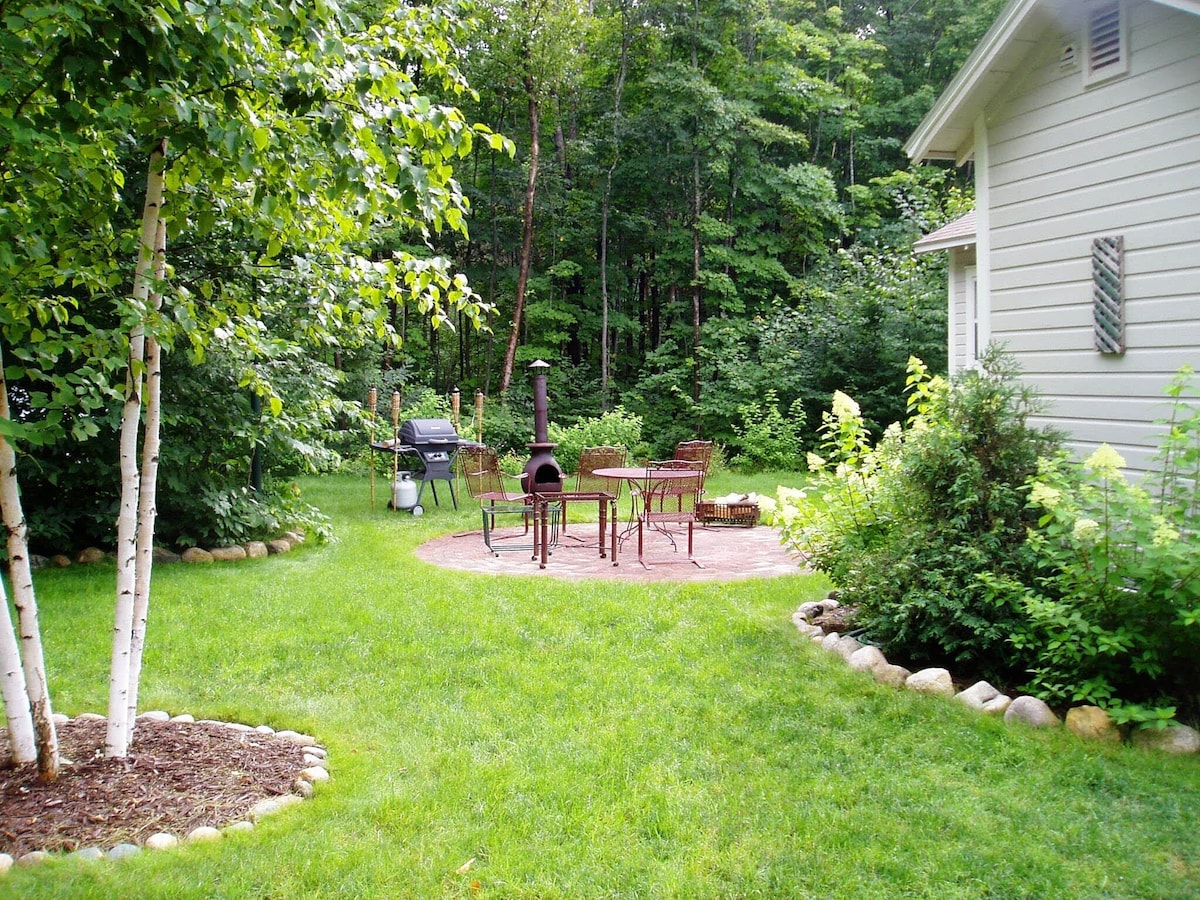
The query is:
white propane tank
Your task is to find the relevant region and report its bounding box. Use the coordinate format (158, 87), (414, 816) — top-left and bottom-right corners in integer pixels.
(393, 473), (419, 510)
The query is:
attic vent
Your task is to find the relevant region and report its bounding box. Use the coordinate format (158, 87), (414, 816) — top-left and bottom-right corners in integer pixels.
(1092, 235), (1125, 355)
(1084, 1), (1128, 85)
(1060, 43), (1078, 71)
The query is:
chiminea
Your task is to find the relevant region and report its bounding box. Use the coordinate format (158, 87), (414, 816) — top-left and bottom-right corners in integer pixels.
(523, 359), (565, 494)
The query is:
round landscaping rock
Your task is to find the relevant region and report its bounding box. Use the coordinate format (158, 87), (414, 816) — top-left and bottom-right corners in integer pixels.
(1130, 723), (1200, 755)
(145, 832), (179, 851)
(107, 843), (141, 861)
(1066, 706), (1122, 743)
(210, 546), (247, 562)
(71, 847), (105, 862)
(848, 645), (887, 673)
(0, 853), (12, 874)
(181, 547), (214, 564)
(245, 541), (270, 559)
(1004, 696), (1061, 729)
(873, 663), (912, 688)
(955, 681), (1001, 711)
(76, 547), (106, 564)
(186, 826), (223, 843)
(906, 667), (955, 698)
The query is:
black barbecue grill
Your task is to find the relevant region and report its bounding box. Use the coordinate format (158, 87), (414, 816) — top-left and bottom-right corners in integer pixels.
(373, 418), (465, 511)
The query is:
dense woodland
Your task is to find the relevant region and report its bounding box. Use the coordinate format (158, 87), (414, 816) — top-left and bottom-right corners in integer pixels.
(3, 0), (1003, 551)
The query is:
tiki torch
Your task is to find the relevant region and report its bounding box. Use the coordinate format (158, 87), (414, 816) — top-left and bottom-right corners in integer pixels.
(391, 389), (401, 506)
(475, 389), (485, 445)
(451, 386), (461, 433)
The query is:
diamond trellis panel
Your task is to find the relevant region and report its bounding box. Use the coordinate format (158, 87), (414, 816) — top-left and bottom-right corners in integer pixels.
(1092, 235), (1125, 355)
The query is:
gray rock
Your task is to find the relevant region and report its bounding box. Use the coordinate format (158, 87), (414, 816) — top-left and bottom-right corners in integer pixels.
(29, 554), (49, 570)
(138, 710), (171, 722)
(50, 554), (72, 568)
(820, 632), (841, 653)
(833, 635), (863, 661)
(153, 546), (182, 563)
(182, 547), (214, 564)
(848, 645), (887, 673)
(874, 663), (912, 688)
(1065, 706), (1122, 743)
(71, 847), (105, 862)
(210, 545), (247, 562)
(906, 667), (956, 697)
(107, 843), (142, 860)
(294, 779), (315, 798)
(224, 722), (253, 732)
(1004, 695), (1061, 728)
(76, 547), (106, 564)
(76, 712), (106, 722)
(275, 730), (317, 746)
(796, 602), (824, 622)
(300, 765), (330, 783)
(0, 852), (13, 873)
(301, 745), (327, 759)
(955, 681), (1001, 710)
(809, 629), (825, 642)
(819, 597), (841, 611)
(1131, 723), (1200, 755)
(255, 724), (276, 734)
(245, 541), (269, 559)
(52, 712), (70, 725)
(267, 539), (292, 555)
(170, 713), (196, 723)
(223, 820), (255, 834)
(285, 530), (306, 544)
(18, 850), (49, 867)
(982, 694), (1012, 716)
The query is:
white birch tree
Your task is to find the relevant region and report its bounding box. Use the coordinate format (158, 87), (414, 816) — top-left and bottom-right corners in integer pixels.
(1, 0), (509, 765)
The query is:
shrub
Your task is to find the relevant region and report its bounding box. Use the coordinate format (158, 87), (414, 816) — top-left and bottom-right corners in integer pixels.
(770, 350), (1059, 681)
(982, 369), (1200, 718)
(547, 407), (646, 474)
(730, 389), (805, 472)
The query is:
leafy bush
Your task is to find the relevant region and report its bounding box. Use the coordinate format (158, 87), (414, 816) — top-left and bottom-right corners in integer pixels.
(770, 351), (1058, 680)
(729, 389), (805, 472)
(164, 480), (332, 550)
(981, 370), (1200, 717)
(547, 407), (646, 473)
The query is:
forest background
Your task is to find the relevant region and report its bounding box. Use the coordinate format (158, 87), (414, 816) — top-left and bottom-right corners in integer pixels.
(8, 0), (1005, 552)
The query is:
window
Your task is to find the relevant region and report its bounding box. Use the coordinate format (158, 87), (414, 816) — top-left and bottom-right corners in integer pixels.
(1084, 1), (1128, 86)
(1093, 235), (1125, 354)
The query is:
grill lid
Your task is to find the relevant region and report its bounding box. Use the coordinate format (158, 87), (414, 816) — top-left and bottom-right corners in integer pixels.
(399, 418), (460, 446)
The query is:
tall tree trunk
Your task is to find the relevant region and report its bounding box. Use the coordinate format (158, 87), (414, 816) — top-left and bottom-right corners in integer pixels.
(500, 81), (541, 395)
(125, 217), (167, 733)
(0, 350), (44, 769)
(600, 21), (632, 411)
(107, 138), (167, 758)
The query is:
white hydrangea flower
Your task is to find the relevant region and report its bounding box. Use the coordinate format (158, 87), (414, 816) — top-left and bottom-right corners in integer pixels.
(1028, 482), (1062, 509)
(1072, 517), (1101, 542)
(1085, 444), (1126, 477)
(806, 452), (826, 472)
(1151, 516), (1180, 547)
(831, 390), (860, 420)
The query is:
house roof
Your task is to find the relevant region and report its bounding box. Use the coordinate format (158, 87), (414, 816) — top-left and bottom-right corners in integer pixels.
(905, 0), (1200, 164)
(912, 211), (977, 254)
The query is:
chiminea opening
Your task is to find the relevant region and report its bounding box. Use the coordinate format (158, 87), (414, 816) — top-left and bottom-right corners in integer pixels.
(523, 359), (564, 494)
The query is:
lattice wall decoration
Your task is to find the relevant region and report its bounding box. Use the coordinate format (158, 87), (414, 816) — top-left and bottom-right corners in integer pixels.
(1092, 235), (1125, 354)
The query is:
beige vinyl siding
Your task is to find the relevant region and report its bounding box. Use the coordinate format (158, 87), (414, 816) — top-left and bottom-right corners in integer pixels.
(949, 248), (976, 372)
(980, 0), (1200, 473)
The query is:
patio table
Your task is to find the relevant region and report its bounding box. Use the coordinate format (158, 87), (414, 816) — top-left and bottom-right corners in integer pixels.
(593, 466), (703, 539)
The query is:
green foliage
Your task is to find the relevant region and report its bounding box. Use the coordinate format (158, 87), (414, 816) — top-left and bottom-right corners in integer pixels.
(729, 389), (805, 472)
(987, 373), (1200, 715)
(770, 351), (1058, 680)
(547, 407), (646, 473)
(167, 481), (332, 550)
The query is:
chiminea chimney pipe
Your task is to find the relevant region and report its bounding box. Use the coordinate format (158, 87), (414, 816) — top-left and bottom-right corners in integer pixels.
(531, 359), (551, 444)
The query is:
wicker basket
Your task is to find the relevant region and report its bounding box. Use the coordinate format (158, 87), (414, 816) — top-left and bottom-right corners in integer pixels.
(696, 499), (760, 527)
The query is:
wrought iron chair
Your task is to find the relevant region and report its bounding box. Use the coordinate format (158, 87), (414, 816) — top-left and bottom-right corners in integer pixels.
(557, 446), (625, 562)
(457, 445), (540, 555)
(673, 440), (714, 492)
(636, 459), (704, 569)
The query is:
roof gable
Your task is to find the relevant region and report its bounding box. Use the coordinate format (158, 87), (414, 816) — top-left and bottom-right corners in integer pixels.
(905, 0), (1200, 163)
(912, 211), (977, 254)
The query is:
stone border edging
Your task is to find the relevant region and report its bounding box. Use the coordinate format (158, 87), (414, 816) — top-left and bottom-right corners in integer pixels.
(794, 596), (1200, 756)
(0, 710), (330, 875)
(30, 531), (308, 570)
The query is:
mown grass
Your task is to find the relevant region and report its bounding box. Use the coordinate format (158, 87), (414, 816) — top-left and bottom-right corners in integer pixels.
(4, 472), (1200, 899)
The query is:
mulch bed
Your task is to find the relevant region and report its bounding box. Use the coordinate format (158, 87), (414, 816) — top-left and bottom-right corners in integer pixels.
(0, 718), (308, 859)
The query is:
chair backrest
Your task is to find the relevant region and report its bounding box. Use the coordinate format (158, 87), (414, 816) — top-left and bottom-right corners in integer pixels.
(576, 446), (626, 497)
(642, 459), (701, 518)
(458, 445), (526, 502)
(673, 440), (713, 470)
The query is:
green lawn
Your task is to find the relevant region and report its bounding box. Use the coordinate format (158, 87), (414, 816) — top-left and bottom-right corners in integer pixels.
(4, 473), (1200, 899)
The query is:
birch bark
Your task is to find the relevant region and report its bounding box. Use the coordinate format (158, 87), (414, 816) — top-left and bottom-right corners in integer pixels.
(0, 353), (57, 776)
(106, 140), (166, 758)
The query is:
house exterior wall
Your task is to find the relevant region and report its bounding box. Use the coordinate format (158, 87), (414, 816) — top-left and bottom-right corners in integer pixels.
(949, 248), (978, 372)
(979, 0), (1200, 472)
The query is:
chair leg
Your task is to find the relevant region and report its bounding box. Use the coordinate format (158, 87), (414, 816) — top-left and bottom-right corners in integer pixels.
(637, 517), (651, 570)
(687, 522), (703, 568)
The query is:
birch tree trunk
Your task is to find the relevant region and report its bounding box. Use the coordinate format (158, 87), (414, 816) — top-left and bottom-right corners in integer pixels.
(0, 351), (57, 776)
(125, 217), (167, 731)
(107, 139), (166, 758)
(0, 357), (38, 767)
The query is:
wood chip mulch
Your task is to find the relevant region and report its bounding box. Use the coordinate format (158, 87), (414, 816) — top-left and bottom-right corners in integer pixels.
(0, 718), (310, 858)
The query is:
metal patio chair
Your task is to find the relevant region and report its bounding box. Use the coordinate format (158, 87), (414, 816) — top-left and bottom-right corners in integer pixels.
(557, 445), (625, 563)
(673, 440), (714, 492)
(457, 445), (538, 554)
(636, 459), (704, 569)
